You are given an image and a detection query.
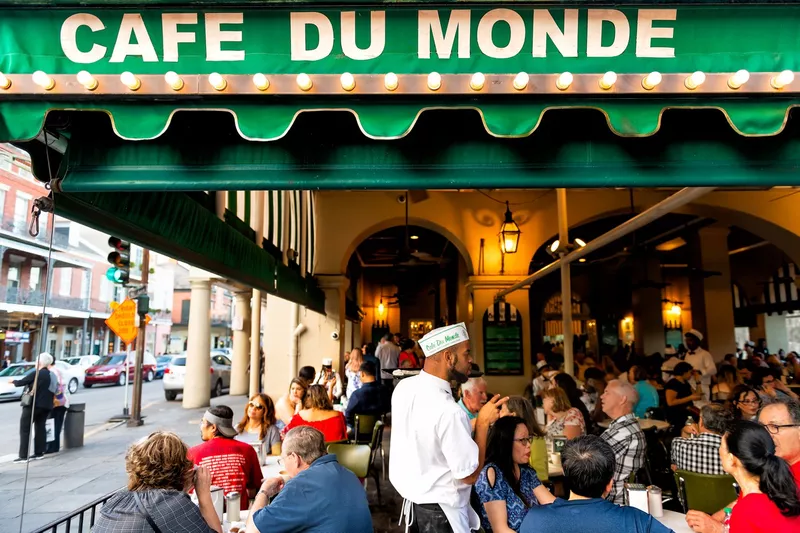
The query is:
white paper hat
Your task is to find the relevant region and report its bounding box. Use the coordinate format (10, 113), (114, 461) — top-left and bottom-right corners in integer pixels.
(685, 329), (704, 342)
(420, 323), (469, 357)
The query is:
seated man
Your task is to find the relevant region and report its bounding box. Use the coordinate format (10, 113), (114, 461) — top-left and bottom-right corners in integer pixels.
(521, 435), (671, 533)
(671, 404), (733, 475)
(599, 380), (646, 504)
(245, 426), (373, 533)
(344, 360), (383, 434)
(189, 405), (263, 511)
(459, 376), (488, 431)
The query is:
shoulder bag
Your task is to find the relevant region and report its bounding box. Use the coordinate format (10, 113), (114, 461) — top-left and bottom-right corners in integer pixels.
(133, 492), (164, 533)
(20, 388), (33, 408)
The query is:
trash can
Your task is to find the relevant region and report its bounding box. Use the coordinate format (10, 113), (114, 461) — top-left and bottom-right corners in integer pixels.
(64, 402), (86, 449)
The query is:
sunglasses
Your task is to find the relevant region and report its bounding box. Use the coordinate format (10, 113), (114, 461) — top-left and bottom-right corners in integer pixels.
(248, 402), (265, 410)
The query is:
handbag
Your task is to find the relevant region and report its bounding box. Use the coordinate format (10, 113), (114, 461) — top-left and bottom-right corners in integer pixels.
(133, 492), (163, 533)
(21, 387), (33, 408)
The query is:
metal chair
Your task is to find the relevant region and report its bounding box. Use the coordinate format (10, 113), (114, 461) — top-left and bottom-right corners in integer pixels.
(354, 413), (380, 444)
(328, 442), (381, 504)
(370, 420), (386, 480)
(674, 470), (738, 514)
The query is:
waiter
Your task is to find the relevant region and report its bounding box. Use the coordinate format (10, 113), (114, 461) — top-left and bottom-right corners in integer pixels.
(684, 329), (716, 400)
(390, 323), (507, 533)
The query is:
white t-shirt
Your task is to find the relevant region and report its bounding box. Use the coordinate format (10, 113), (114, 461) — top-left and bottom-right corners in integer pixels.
(389, 370), (479, 533)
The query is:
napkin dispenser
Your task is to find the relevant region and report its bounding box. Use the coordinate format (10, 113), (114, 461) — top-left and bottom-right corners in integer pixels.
(624, 483), (649, 513)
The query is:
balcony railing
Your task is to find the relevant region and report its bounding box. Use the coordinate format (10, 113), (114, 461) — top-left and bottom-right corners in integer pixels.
(1, 216), (70, 248)
(0, 287), (90, 311)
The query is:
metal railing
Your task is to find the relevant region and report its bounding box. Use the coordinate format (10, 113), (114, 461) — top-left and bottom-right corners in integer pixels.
(0, 287), (90, 311)
(1, 216), (70, 248)
(30, 489), (119, 533)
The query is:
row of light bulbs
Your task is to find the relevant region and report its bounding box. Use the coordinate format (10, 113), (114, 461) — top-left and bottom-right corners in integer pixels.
(0, 69), (795, 92)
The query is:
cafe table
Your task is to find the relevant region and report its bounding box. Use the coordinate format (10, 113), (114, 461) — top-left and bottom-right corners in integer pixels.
(261, 455), (285, 480)
(656, 510), (693, 533)
(598, 418), (671, 431)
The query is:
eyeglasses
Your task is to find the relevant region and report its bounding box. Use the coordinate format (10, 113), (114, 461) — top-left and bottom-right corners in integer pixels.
(248, 402), (265, 410)
(514, 436), (535, 445)
(737, 398), (762, 405)
(763, 423), (800, 435)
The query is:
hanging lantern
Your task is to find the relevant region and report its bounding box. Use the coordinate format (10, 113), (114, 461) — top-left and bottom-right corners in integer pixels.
(499, 201), (521, 254)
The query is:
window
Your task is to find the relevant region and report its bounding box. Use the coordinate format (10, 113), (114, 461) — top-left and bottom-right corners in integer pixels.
(28, 266), (41, 291)
(6, 266), (19, 290)
(14, 193), (30, 224)
(0, 153), (11, 172)
(99, 277), (114, 302)
(59, 267), (72, 296)
(49, 340), (56, 355)
(0, 189), (6, 218)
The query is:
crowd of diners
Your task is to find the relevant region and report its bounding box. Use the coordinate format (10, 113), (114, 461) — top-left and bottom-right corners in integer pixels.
(87, 324), (800, 533)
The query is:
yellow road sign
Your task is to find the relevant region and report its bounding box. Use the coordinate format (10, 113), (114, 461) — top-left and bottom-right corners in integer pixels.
(105, 298), (138, 345)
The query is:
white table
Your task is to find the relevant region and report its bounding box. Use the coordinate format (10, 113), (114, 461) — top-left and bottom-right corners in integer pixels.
(656, 510), (693, 533)
(598, 418), (670, 431)
(261, 455), (285, 480)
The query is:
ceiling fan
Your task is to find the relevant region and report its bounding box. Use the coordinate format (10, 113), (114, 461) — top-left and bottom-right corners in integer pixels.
(393, 192), (449, 267)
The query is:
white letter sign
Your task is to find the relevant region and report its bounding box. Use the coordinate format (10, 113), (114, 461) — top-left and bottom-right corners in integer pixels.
(532, 9), (579, 58)
(477, 9), (525, 59)
(586, 10), (630, 58)
(110, 14), (158, 63)
(291, 12), (334, 61)
(61, 13), (107, 64)
(162, 13), (197, 62)
(636, 9), (676, 58)
(341, 11), (386, 60)
(418, 10), (471, 59)
(205, 13), (245, 61)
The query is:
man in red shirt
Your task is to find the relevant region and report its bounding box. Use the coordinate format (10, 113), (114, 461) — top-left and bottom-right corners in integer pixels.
(189, 405), (262, 511)
(685, 397), (800, 532)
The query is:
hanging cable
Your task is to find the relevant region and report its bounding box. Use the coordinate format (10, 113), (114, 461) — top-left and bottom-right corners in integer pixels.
(476, 189), (552, 206)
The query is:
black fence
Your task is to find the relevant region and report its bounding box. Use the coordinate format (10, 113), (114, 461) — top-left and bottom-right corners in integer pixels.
(31, 490), (119, 533)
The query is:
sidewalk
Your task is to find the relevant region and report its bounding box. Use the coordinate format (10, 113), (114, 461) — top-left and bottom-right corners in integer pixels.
(0, 394), (249, 533)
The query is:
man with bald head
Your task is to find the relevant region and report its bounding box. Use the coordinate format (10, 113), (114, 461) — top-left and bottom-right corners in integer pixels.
(600, 379), (646, 504)
(390, 323), (508, 533)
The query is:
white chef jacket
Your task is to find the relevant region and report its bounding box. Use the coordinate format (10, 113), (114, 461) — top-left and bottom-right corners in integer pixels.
(685, 348), (716, 385)
(389, 370), (480, 533)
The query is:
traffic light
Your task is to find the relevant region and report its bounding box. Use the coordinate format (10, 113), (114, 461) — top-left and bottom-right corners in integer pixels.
(107, 237), (130, 284)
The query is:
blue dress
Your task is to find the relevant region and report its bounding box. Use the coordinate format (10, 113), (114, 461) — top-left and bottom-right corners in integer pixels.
(633, 380), (660, 419)
(475, 463), (542, 532)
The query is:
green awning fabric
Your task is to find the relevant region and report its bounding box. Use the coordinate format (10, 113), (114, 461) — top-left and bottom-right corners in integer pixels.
(43, 108), (800, 190)
(52, 189), (325, 313)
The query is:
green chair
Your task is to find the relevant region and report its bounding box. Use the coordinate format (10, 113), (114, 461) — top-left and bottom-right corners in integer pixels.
(529, 437), (548, 482)
(369, 420), (386, 480)
(354, 413), (380, 445)
(674, 470), (738, 515)
(328, 443), (381, 503)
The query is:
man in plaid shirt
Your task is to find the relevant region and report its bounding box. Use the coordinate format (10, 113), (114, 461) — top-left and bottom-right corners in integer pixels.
(671, 404), (733, 475)
(600, 380), (646, 504)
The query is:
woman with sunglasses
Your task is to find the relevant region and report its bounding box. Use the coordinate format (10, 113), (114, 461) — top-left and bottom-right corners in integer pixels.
(475, 416), (555, 533)
(236, 393), (281, 455)
(719, 421), (800, 532)
(731, 385), (762, 421)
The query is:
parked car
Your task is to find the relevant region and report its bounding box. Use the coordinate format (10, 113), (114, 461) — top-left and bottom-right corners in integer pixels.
(52, 360), (83, 394)
(84, 352), (157, 387)
(163, 352), (232, 401)
(155, 355), (172, 379)
(64, 355), (101, 380)
(0, 363), (34, 401)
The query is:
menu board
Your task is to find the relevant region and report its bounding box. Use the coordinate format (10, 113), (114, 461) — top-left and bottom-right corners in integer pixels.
(483, 302), (524, 376)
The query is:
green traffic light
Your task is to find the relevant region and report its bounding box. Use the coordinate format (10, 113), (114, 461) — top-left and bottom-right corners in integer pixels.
(106, 266), (129, 284)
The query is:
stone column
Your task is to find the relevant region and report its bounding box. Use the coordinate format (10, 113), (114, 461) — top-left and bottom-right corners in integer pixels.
(632, 255), (667, 356)
(688, 225), (737, 360)
(230, 291), (251, 396)
(183, 279), (212, 409)
(249, 289), (262, 397)
(103, 328), (110, 355)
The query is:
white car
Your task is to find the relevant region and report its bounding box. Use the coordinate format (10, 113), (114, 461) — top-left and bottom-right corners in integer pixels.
(53, 360), (83, 394)
(0, 363), (34, 401)
(64, 355), (100, 384)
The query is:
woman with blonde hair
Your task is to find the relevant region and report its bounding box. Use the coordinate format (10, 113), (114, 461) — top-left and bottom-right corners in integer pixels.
(345, 348), (364, 399)
(284, 384), (348, 442)
(275, 378), (307, 429)
(236, 393), (281, 455)
(94, 431), (221, 533)
(542, 387), (586, 439)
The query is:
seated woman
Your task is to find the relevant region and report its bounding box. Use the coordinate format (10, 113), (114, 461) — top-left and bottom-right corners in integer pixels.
(475, 416), (556, 533)
(398, 339), (421, 369)
(275, 378), (307, 429)
(722, 421), (800, 532)
(712, 365), (740, 402)
(236, 393), (281, 455)
(284, 384), (348, 442)
(501, 396), (548, 482)
(731, 385), (762, 421)
(94, 431), (221, 533)
(542, 387), (585, 439)
(344, 348), (364, 400)
(628, 365), (660, 418)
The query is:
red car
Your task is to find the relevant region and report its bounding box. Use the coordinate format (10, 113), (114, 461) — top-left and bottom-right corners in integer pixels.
(84, 352), (157, 387)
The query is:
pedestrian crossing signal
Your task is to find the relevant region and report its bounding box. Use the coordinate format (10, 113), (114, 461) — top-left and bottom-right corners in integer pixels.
(107, 237), (130, 284)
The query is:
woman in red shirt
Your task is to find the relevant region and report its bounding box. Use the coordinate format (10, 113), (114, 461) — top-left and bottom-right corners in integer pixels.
(722, 420), (800, 532)
(398, 339), (421, 369)
(283, 384), (347, 442)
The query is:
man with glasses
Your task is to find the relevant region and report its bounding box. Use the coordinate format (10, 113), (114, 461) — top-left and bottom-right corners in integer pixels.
(245, 426), (372, 533)
(754, 367), (799, 402)
(685, 398), (800, 532)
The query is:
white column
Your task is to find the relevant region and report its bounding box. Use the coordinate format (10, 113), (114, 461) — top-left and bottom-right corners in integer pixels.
(103, 328), (110, 355)
(230, 291), (251, 396)
(557, 189), (574, 376)
(249, 290), (262, 397)
(183, 279), (212, 409)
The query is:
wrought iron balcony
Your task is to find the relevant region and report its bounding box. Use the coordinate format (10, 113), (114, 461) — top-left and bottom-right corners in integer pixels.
(0, 287), (90, 311)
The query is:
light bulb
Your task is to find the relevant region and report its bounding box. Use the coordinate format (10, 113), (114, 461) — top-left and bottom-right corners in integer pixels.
(470, 72), (485, 91)
(165, 71), (184, 91)
(771, 70), (794, 90)
(550, 240), (560, 253)
(504, 238), (514, 251)
(599, 71), (617, 90)
(32, 71), (54, 91)
(684, 71), (706, 90)
(208, 72), (227, 91)
(0, 72), (11, 90)
(556, 72), (573, 91)
(513, 72), (529, 91)
(297, 73), (312, 91)
(642, 71), (662, 90)
(578, 258), (587, 263)
(378, 303), (385, 314)
(120, 71), (140, 91)
(427, 72), (441, 91)
(384, 72), (398, 91)
(574, 238), (586, 247)
(727, 70), (750, 90)
(671, 305), (681, 315)
(76, 70), (98, 91)
(253, 73), (269, 91)
(340, 72), (355, 91)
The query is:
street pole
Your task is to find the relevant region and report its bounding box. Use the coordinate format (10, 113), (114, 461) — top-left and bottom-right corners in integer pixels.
(128, 249), (149, 427)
